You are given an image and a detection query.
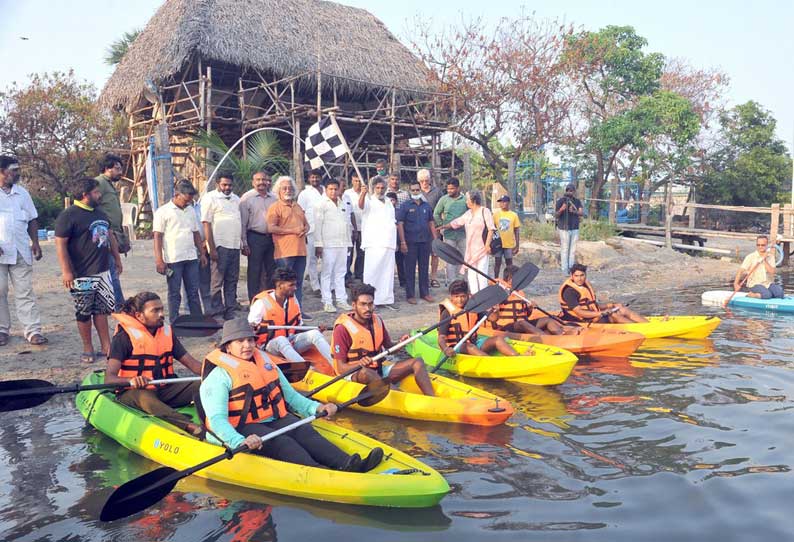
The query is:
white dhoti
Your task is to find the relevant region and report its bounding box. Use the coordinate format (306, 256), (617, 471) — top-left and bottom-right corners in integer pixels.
(363, 247), (396, 305)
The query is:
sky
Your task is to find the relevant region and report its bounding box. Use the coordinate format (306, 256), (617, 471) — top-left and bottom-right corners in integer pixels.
(1, 0), (792, 153)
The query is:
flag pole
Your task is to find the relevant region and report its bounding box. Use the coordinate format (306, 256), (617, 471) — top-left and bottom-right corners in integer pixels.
(327, 113), (367, 183)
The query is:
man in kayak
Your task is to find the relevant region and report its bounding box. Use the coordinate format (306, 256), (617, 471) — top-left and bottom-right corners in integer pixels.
(733, 236), (783, 299)
(331, 283), (436, 396)
(104, 291), (203, 436)
(247, 267), (333, 371)
(485, 267), (574, 336)
(559, 264), (647, 323)
(438, 280), (520, 357)
(200, 318), (383, 471)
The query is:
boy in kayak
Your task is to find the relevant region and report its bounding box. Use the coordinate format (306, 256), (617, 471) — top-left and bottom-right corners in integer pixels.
(485, 266), (573, 336)
(559, 264), (647, 323)
(733, 236), (783, 299)
(105, 291), (203, 436)
(200, 318), (383, 472)
(331, 283), (436, 396)
(247, 267), (333, 371)
(438, 280), (520, 357)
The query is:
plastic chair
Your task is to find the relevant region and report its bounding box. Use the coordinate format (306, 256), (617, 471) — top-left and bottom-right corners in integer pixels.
(121, 203), (138, 243)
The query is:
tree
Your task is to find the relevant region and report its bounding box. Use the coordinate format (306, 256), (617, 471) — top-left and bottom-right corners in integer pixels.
(0, 71), (126, 197)
(699, 101), (792, 207)
(105, 29), (141, 66)
(412, 14), (573, 182)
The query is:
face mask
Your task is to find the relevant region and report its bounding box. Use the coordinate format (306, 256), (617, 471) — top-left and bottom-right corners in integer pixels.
(411, 194), (422, 201)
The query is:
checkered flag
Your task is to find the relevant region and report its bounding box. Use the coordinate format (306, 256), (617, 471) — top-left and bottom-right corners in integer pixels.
(304, 116), (349, 170)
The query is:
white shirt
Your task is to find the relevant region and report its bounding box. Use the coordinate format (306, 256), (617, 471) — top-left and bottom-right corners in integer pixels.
(0, 184), (37, 265)
(297, 186), (324, 234)
(313, 194), (352, 249)
(153, 200), (200, 263)
(342, 188), (363, 231)
(361, 196), (396, 250)
(201, 190), (242, 249)
(741, 251), (776, 288)
(247, 291), (303, 326)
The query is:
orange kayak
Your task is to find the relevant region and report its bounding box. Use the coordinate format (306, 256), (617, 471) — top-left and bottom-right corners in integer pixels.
(479, 327), (645, 359)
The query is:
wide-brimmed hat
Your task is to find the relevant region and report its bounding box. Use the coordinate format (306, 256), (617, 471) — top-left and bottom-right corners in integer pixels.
(220, 318), (256, 346)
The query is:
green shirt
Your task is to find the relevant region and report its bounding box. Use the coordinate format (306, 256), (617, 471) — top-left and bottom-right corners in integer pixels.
(94, 174), (123, 233)
(433, 194), (467, 241)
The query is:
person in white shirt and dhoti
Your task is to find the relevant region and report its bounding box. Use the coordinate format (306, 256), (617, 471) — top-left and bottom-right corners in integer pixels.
(358, 176), (398, 310)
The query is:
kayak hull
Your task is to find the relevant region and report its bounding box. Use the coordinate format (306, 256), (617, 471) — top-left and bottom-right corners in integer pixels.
(702, 290), (794, 313)
(479, 326), (645, 359)
(405, 330), (578, 386)
(76, 371), (449, 508)
(294, 369), (513, 426)
(583, 316), (721, 339)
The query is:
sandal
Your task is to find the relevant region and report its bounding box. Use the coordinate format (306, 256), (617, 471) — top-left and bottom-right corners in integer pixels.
(28, 334), (48, 345)
(430, 279), (441, 288)
(80, 352), (96, 364)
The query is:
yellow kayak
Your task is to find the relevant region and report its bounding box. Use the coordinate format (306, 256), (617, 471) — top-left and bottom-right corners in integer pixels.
(584, 316), (721, 339)
(405, 330), (578, 386)
(294, 368), (513, 426)
(76, 371), (449, 508)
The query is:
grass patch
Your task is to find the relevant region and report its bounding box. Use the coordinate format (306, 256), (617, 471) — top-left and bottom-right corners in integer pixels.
(520, 221), (557, 242)
(519, 218), (617, 242)
(579, 220), (617, 241)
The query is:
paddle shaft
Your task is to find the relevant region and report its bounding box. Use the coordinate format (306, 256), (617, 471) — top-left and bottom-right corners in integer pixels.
(0, 376), (200, 399)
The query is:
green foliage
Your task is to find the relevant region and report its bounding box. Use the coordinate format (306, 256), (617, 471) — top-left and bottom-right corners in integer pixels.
(699, 101), (792, 206)
(193, 130), (291, 194)
(30, 195), (63, 230)
(0, 71), (126, 197)
(579, 219), (617, 241)
(105, 29), (141, 66)
(520, 221), (557, 242)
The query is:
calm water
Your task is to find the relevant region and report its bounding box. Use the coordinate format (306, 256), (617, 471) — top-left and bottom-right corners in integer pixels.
(2, 279), (794, 541)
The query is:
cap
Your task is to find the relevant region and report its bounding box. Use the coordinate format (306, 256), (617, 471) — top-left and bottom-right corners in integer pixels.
(565, 183), (576, 191)
(219, 318), (256, 346)
(497, 195), (510, 202)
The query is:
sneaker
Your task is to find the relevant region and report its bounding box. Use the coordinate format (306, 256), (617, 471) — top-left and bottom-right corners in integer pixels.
(323, 304), (336, 313)
(336, 301), (352, 310)
(302, 312), (314, 321)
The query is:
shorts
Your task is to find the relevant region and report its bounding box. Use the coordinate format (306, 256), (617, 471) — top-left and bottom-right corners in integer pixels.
(475, 336), (488, 349)
(70, 271), (116, 322)
(493, 247), (515, 260)
(341, 361), (393, 381)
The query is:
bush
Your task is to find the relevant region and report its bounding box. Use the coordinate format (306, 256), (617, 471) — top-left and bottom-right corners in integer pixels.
(31, 195), (64, 230)
(520, 221), (557, 242)
(579, 219), (616, 241)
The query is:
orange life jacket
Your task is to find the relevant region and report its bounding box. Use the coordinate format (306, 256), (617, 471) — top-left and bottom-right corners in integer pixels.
(252, 290), (302, 347)
(331, 313), (386, 375)
(201, 349), (288, 430)
(114, 313), (175, 388)
(484, 279), (531, 330)
(439, 298), (479, 347)
(558, 278), (598, 321)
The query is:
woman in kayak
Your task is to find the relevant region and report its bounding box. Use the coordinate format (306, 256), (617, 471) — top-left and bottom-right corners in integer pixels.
(199, 318), (383, 472)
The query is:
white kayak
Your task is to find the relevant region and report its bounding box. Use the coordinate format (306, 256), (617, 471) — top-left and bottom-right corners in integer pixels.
(701, 290), (794, 313)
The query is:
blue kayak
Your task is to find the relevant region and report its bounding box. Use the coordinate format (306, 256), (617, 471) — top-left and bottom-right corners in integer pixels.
(701, 290), (794, 312)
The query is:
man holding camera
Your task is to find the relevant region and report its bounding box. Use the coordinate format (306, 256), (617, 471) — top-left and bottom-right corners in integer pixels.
(555, 183), (584, 275)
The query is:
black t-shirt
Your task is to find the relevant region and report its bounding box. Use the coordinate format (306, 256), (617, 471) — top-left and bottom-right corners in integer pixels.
(555, 196), (582, 230)
(54, 205), (111, 277)
(560, 285), (600, 321)
(109, 326), (188, 362)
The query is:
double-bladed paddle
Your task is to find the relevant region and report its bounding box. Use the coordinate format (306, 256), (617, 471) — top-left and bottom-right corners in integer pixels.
(301, 284), (509, 398)
(0, 376), (200, 412)
(99, 380), (390, 522)
(429, 263), (537, 373)
(171, 315), (317, 338)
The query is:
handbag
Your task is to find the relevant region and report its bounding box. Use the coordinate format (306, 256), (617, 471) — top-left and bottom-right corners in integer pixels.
(481, 209), (502, 252)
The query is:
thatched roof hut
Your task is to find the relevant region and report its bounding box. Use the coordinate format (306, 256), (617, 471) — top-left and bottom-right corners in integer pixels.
(101, 0), (436, 110)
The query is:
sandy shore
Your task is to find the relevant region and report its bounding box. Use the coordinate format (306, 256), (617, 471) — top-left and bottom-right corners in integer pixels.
(0, 237), (738, 383)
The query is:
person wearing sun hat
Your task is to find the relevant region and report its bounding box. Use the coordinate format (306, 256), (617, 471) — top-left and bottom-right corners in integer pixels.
(198, 318), (383, 472)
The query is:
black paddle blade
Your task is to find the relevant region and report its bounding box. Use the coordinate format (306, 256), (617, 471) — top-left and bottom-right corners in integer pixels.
(338, 379), (391, 409)
(510, 262), (539, 291)
(100, 466), (180, 522)
(0, 379), (56, 411)
(171, 315), (222, 337)
(432, 238), (464, 265)
(465, 284), (508, 314)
